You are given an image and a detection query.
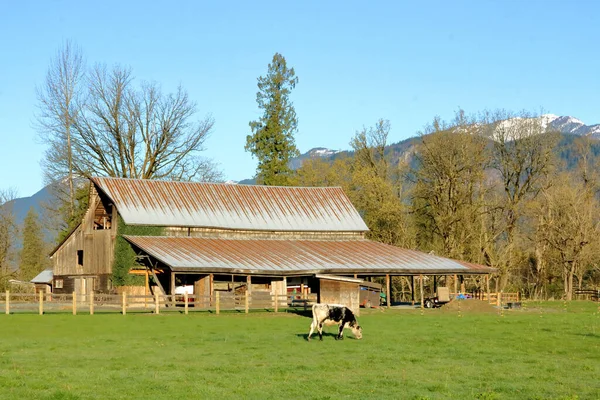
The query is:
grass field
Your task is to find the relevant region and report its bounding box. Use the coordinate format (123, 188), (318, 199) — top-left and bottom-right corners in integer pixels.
(0, 301), (599, 400)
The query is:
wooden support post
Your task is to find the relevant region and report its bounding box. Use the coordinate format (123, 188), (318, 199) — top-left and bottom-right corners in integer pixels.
(420, 274), (424, 309)
(245, 291), (249, 314)
(454, 274), (458, 295)
(216, 291), (220, 315)
(209, 273), (214, 306)
(89, 290), (94, 315)
(274, 292), (279, 313)
(170, 272), (176, 308)
(354, 274), (357, 279)
(486, 275), (490, 303)
(300, 283), (305, 300)
(411, 276), (415, 305)
(5, 290), (9, 315)
(72, 292), (76, 315)
(122, 292), (127, 315)
(155, 293), (160, 314)
(497, 291), (502, 307)
(184, 292), (188, 315)
(145, 270), (149, 308)
(39, 290), (44, 315)
(386, 274), (391, 308)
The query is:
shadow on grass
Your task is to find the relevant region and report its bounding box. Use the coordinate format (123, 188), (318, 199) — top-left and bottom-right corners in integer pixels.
(285, 308), (312, 318)
(297, 331), (342, 341)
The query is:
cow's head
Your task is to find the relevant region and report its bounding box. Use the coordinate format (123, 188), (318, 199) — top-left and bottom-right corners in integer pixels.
(351, 322), (362, 339)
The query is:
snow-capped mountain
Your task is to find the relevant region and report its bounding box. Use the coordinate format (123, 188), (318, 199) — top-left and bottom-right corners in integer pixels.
(546, 115), (600, 138)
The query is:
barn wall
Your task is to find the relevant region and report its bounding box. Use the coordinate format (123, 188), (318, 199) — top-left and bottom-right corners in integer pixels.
(164, 226), (364, 240)
(319, 280), (360, 315)
(51, 189), (117, 293)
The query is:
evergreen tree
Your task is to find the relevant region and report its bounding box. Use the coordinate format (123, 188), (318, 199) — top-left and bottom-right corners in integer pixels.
(19, 208), (46, 281)
(246, 53), (299, 186)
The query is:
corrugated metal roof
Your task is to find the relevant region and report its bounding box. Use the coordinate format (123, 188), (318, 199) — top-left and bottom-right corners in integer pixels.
(91, 177), (368, 232)
(31, 269), (53, 284)
(124, 236), (494, 275)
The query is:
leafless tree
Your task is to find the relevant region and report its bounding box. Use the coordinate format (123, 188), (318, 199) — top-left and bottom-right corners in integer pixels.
(35, 40), (85, 218)
(479, 110), (559, 290)
(71, 64), (219, 181)
(0, 189), (18, 290)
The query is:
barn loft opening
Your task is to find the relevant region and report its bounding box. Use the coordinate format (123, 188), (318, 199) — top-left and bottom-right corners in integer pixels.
(93, 200), (111, 230)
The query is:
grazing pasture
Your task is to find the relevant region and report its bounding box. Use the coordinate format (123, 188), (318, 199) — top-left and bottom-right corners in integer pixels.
(0, 301), (598, 399)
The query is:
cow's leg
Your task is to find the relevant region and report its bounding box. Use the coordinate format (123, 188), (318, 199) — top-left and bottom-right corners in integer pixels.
(318, 322), (324, 341)
(308, 319), (317, 341)
(337, 322), (347, 340)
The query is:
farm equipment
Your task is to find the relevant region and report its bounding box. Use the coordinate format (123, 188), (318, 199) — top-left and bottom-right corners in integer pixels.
(423, 286), (450, 308)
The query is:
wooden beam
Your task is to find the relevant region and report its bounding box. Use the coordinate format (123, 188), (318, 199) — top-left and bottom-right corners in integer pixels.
(170, 271), (176, 307)
(411, 276), (415, 305)
(148, 266), (166, 296)
(247, 275), (252, 294)
(419, 274), (424, 309)
(486, 275), (490, 303)
(209, 273), (214, 306)
(453, 274), (458, 295)
(386, 274), (391, 308)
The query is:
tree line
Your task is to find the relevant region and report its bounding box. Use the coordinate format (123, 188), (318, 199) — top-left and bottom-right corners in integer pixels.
(0, 46), (598, 299)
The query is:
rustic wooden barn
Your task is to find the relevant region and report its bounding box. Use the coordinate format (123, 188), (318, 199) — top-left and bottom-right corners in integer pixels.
(49, 177), (495, 309)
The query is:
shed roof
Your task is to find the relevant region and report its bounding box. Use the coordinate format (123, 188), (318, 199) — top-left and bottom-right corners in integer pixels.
(31, 269), (53, 284)
(91, 177), (368, 232)
(124, 236), (494, 275)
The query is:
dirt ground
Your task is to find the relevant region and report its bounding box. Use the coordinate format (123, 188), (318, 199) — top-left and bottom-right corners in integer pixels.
(440, 298), (499, 313)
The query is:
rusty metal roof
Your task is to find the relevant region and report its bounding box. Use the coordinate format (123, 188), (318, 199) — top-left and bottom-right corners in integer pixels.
(124, 236), (494, 275)
(91, 177), (368, 232)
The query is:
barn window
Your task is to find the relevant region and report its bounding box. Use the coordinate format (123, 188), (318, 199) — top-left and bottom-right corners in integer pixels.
(77, 250), (84, 266)
(54, 279), (63, 289)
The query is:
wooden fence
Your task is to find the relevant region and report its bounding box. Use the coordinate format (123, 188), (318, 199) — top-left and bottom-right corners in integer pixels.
(0, 290), (317, 315)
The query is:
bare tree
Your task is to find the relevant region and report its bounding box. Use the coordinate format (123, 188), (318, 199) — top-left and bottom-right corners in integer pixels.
(35, 40), (85, 218)
(478, 110), (559, 290)
(71, 64), (219, 181)
(0, 189), (18, 290)
(536, 173), (599, 300)
(412, 111), (490, 261)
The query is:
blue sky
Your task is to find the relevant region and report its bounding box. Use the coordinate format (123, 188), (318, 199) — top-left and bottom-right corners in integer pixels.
(1, 0), (599, 197)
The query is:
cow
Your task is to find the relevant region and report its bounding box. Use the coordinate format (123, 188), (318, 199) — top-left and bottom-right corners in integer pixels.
(307, 303), (362, 341)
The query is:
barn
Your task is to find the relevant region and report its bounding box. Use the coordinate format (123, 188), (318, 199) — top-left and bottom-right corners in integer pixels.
(50, 177), (494, 311)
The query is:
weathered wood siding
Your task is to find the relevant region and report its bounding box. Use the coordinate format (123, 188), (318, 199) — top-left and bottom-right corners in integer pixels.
(319, 280), (360, 315)
(51, 189), (117, 293)
(164, 226), (364, 240)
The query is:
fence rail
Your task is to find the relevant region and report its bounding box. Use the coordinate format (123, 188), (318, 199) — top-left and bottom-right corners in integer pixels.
(0, 290), (317, 315)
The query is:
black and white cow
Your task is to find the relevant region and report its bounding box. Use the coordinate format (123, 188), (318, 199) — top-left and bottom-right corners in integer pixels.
(307, 303), (362, 341)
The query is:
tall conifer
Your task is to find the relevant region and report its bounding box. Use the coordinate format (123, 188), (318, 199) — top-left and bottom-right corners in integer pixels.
(246, 53), (299, 186)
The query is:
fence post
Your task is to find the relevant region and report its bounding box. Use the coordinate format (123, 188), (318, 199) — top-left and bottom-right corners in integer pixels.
(245, 292), (249, 314)
(496, 292), (501, 308)
(216, 291), (220, 315)
(72, 292), (76, 315)
(89, 291), (94, 315)
(274, 294), (279, 313)
(39, 290), (44, 315)
(122, 292), (127, 315)
(155, 293), (160, 315)
(184, 292), (188, 315)
(5, 290), (8, 315)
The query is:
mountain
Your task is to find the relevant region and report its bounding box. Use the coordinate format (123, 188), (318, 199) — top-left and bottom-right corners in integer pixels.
(6, 115), (598, 240)
(546, 115), (600, 138)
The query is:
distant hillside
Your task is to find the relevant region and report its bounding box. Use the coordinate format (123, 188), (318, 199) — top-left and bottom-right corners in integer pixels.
(6, 115), (599, 244)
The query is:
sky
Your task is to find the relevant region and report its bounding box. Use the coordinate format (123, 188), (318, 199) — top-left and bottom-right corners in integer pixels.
(1, 0), (599, 198)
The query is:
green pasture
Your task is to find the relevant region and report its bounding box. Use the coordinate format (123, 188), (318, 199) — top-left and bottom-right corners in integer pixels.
(0, 302), (599, 400)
